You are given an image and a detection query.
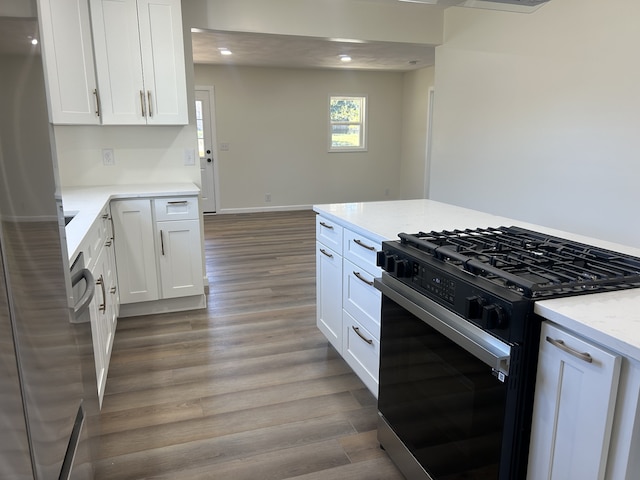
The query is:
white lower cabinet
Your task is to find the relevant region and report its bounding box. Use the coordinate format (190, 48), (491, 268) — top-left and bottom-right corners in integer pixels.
(79, 204), (118, 407)
(111, 199), (159, 304)
(316, 241), (343, 352)
(112, 196), (204, 315)
(156, 219), (203, 298)
(343, 311), (380, 395)
(528, 321), (621, 480)
(315, 214), (382, 397)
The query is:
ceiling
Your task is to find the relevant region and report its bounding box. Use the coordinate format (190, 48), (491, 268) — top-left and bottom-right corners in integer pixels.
(190, 29), (436, 72)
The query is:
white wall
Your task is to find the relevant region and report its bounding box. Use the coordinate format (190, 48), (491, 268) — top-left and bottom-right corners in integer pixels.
(399, 66), (434, 200)
(195, 65), (404, 211)
(430, 0), (640, 247)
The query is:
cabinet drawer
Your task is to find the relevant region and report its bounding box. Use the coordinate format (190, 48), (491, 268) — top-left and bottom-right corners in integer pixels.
(343, 260), (381, 339)
(343, 229), (381, 276)
(316, 216), (343, 253)
(154, 197), (199, 221)
(343, 311), (379, 397)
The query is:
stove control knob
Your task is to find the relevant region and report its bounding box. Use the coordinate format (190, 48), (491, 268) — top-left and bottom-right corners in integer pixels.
(376, 252), (396, 272)
(482, 304), (508, 330)
(395, 259), (410, 278)
(464, 296), (486, 320)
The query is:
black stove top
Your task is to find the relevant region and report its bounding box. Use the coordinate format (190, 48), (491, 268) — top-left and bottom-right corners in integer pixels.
(396, 226), (640, 299)
(377, 226), (640, 344)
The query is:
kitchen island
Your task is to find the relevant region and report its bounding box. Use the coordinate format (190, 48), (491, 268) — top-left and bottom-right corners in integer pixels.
(314, 198), (640, 480)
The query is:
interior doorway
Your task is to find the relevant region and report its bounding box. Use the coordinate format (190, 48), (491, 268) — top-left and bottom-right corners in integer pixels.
(195, 86), (218, 213)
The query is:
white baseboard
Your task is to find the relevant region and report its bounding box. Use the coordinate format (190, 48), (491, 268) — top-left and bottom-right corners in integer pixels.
(215, 204), (313, 215)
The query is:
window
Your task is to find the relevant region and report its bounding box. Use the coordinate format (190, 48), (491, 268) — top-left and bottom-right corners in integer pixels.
(195, 99), (205, 158)
(329, 95), (367, 152)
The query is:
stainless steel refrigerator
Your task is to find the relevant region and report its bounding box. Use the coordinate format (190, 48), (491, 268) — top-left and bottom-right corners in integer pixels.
(0, 2), (99, 479)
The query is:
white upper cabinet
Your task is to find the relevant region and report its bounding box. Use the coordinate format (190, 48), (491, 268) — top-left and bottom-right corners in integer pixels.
(89, 0), (188, 125)
(38, 0), (101, 124)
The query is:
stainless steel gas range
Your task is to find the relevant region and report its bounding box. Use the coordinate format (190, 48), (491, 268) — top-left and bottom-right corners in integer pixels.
(374, 226), (640, 480)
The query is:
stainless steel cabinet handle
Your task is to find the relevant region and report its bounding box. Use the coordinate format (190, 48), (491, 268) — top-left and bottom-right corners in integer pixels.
(96, 275), (106, 313)
(546, 336), (593, 363)
(147, 90), (153, 117)
(93, 88), (101, 117)
(354, 239), (375, 251)
(140, 90), (146, 117)
(353, 271), (374, 286)
(319, 221), (334, 229)
(167, 201), (189, 205)
(110, 286), (117, 294)
(319, 248), (333, 258)
(160, 230), (165, 256)
(352, 326), (373, 345)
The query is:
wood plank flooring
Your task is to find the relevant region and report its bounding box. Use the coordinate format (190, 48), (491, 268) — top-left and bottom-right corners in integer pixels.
(95, 210), (404, 480)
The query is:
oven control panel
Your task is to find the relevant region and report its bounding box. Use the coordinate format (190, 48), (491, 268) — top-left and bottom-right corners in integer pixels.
(377, 246), (533, 344)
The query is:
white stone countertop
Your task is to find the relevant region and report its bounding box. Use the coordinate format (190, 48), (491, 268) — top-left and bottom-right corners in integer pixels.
(314, 199), (640, 361)
(62, 183), (200, 263)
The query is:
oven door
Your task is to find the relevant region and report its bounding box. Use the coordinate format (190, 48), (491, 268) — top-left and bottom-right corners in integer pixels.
(375, 274), (515, 480)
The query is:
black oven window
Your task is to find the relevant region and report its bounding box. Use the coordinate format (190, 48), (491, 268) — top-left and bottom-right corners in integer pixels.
(378, 296), (508, 479)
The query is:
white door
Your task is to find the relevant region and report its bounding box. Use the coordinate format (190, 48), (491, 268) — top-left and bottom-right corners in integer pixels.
(195, 87), (217, 213)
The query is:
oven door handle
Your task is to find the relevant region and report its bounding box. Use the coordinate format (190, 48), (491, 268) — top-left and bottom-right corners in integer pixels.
(375, 274), (511, 376)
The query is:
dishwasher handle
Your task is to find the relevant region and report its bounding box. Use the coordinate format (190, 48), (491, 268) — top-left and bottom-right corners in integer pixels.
(71, 268), (95, 319)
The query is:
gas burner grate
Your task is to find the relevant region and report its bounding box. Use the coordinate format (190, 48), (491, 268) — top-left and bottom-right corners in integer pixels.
(399, 226), (640, 298)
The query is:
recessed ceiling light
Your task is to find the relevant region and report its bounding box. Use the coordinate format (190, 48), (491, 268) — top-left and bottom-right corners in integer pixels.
(339, 54), (352, 63)
(219, 48), (232, 56)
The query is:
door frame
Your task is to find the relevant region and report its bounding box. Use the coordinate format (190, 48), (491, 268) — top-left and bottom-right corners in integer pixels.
(195, 85), (220, 213)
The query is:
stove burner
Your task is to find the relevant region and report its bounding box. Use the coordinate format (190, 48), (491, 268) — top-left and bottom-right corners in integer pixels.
(398, 226), (640, 299)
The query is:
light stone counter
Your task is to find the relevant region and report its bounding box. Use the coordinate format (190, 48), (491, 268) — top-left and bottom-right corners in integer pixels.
(62, 183), (200, 263)
(314, 199), (640, 361)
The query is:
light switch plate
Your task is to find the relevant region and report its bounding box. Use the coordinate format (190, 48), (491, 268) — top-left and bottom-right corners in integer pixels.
(102, 148), (115, 166)
(183, 148), (196, 166)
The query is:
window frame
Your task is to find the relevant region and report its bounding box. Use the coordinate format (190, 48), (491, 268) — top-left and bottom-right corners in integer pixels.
(328, 95), (368, 153)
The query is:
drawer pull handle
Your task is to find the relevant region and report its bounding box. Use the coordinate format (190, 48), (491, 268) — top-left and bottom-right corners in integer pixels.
(102, 213), (109, 220)
(352, 326), (373, 345)
(167, 201), (189, 206)
(354, 271), (374, 286)
(160, 230), (165, 256)
(105, 240), (112, 247)
(319, 221), (334, 229)
(546, 336), (593, 363)
(96, 275), (106, 313)
(110, 286), (117, 294)
(354, 239), (375, 251)
(319, 248), (333, 258)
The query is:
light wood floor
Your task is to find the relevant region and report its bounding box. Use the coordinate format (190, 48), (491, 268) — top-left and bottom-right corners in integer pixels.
(95, 210), (404, 480)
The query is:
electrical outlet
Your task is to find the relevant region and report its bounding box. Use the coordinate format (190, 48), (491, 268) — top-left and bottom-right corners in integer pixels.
(102, 148), (115, 166)
(183, 148), (195, 166)
(220, 143), (230, 151)
(265, 193), (272, 203)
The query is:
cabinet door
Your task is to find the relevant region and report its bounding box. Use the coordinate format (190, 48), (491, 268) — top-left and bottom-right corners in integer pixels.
(156, 219), (204, 298)
(90, 0), (146, 124)
(528, 322), (621, 480)
(39, 0), (100, 124)
(111, 199), (159, 303)
(137, 0), (188, 125)
(89, 247), (107, 406)
(316, 242), (342, 352)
